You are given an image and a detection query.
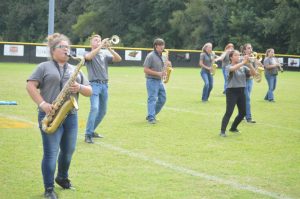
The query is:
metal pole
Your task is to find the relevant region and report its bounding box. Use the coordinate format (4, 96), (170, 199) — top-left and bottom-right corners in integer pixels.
(48, 0), (55, 35)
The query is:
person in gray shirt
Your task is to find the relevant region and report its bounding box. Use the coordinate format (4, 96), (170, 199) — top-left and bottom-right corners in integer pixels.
(199, 43), (214, 102)
(26, 33), (92, 198)
(144, 38), (172, 124)
(84, 34), (122, 144)
(220, 50), (256, 137)
(263, 48), (280, 102)
(215, 43), (235, 94)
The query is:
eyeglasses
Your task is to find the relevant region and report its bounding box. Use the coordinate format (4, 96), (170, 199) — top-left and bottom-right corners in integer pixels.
(54, 45), (70, 49)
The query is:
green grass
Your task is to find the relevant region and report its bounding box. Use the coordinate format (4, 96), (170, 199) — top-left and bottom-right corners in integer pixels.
(0, 62), (299, 199)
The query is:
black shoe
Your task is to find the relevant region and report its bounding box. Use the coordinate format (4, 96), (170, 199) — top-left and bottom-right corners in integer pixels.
(92, 132), (104, 138)
(229, 128), (240, 133)
(55, 177), (74, 189)
(246, 119), (256, 123)
(85, 135), (94, 144)
(44, 187), (58, 199)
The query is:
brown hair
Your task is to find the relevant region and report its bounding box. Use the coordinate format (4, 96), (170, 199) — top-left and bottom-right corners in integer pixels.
(153, 38), (165, 48)
(228, 50), (240, 62)
(47, 33), (70, 59)
(225, 43), (234, 50)
(240, 43), (251, 55)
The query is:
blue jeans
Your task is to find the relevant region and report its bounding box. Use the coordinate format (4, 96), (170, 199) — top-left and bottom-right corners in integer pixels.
(222, 66), (228, 93)
(200, 70), (213, 101)
(264, 74), (277, 101)
(38, 111), (78, 189)
(146, 78), (166, 121)
(244, 79), (253, 120)
(85, 82), (108, 136)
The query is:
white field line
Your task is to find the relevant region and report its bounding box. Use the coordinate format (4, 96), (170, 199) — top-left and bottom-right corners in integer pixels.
(95, 141), (293, 199)
(138, 103), (300, 133)
(1, 114), (295, 199)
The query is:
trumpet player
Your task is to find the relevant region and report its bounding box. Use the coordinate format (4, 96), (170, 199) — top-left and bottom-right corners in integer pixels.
(220, 50), (256, 137)
(215, 43), (235, 94)
(144, 38), (171, 124)
(199, 42), (216, 102)
(240, 43), (260, 123)
(84, 34), (122, 144)
(263, 48), (280, 102)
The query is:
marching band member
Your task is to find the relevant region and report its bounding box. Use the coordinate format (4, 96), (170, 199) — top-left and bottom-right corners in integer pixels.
(220, 50), (256, 137)
(84, 34), (122, 144)
(26, 33), (92, 198)
(240, 43), (258, 123)
(144, 38), (171, 124)
(263, 48), (280, 102)
(199, 42), (215, 102)
(215, 43), (235, 94)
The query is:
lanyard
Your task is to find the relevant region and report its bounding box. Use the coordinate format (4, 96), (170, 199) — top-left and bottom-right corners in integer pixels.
(53, 61), (67, 91)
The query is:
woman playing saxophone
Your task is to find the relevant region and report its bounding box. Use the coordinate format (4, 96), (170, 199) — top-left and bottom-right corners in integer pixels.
(26, 33), (92, 198)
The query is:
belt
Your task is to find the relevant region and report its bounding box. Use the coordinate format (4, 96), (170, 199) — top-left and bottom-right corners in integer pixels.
(90, 80), (108, 84)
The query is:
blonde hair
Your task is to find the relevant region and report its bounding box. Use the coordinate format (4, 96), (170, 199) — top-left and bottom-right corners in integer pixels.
(89, 34), (101, 42)
(202, 42), (212, 53)
(47, 33), (70, 58)
(265, 48), (274, 57)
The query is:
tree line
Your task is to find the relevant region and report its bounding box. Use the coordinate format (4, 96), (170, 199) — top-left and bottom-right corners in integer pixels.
(0, 0), (299, 54)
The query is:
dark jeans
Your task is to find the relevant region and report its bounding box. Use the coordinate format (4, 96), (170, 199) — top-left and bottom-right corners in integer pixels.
(221, 87), (246, 132)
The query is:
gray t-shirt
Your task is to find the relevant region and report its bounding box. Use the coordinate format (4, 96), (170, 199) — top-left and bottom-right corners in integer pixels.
(263, 57), (278, 76)
(222, 53), (231, 68)
(200, 52), (213, 73)
(225, 64), (250, 88)
(27, 60), (89, 110)
(143, 51), (164, 80)
(84, 51), (113, 81)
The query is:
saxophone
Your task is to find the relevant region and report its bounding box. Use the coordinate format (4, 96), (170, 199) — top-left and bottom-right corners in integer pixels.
(41, 55), (85, 134)
(162, 50), (173, 84)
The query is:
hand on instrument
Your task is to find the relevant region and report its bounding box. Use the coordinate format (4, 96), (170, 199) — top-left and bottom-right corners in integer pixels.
(101, 38), (110, 48)
(69, 82), (81, 93)
(40, 102), (53, 115)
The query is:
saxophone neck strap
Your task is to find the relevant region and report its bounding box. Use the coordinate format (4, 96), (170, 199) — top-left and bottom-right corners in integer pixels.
(53, 60), (67, 91)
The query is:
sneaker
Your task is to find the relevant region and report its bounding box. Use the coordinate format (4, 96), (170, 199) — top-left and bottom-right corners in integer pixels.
(85, 135), (94, 144)
(246, 119), (256, 123)
(219, 132), (227, 137)
(44, 187), (58, 199)
(92, 132), (104, 138)
(148, 119), (156, 124)
(229, 128), (240, 133)
(55, 177), (74, 189)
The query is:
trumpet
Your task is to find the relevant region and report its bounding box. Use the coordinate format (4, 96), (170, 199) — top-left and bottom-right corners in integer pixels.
(249, 52), (263, 63)
(107, 35), (120, 45)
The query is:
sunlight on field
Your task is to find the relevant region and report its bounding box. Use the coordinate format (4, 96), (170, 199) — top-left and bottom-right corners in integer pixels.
(0, 116), (34, 128)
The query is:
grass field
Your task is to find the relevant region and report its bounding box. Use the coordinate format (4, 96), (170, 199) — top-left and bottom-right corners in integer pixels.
(0, 62), (299, 199)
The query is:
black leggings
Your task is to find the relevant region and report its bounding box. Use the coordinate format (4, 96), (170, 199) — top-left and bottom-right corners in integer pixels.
(221, 87), (246, 132)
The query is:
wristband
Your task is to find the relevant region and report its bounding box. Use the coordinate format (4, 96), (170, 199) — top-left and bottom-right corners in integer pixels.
(39, 101), (46, 108)
(79, 84), (82, 91)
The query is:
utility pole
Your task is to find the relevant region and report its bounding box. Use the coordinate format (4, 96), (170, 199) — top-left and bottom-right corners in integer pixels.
(48, 0), (55, 35)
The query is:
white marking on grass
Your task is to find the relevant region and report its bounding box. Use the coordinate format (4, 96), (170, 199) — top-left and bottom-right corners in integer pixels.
(3, 114), (295, 198)
(138, 103), (300, 133)
(97, 142), (293, 199)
